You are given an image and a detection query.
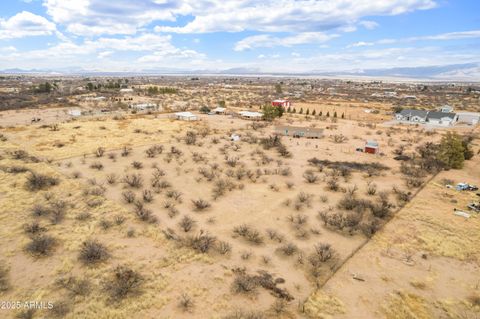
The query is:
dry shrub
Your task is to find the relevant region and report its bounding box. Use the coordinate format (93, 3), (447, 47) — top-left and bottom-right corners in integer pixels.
(25, 172), (59, 191)
(123, 173), (143, 188)
(217, 241), (232, 255)
(308, 243), (336, 268)
(131, 161), (143, 169)
(278, 243), (298, 256)
(303, 170), (318, 183)
(134, 202), (158, 223)
(184, 230), (217, 253)
(145, 145), (163, 158)
(467, 293), (480, 306)
(95, 147), (105, 157)
(103, 265), (143, 302)
(122, 190), (136, 203)
(78, 239), (110, 265)
(23, 221), (46, 236)
(192, 199), (211, 211)
(0, 262), (9, 292)
(50, 300), (71, 318)
(179, 215), (196, 232)
(55, 276), (91, 297)
(178, 293), (194, 312)
(15, 309), (36, 319)
(25, 234), (56, 257)
(89, 161), (104, 170)
(106, 173), (117, 184)
(142, 189), (153, 202)
(233, 224), (264, 245)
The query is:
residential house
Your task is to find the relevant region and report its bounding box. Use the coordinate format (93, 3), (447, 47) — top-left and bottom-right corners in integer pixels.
(272, 99), (291, 108)
(456, 112), (480, 126)
(395, 109), (428, 123)
(426, 111), (457, 126)
(274, 126), (323, 139)
(238, 111), (263, 120)
(439, 105), (454, 113)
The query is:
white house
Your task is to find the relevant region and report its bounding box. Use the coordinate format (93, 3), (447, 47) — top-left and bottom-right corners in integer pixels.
(456, 112), (480, 126)
(426, 111), (457, 126)
(395, 109), (428, 123)
(68, 109), (82, 117)
(238, 111), (263, 120)
(120, 88), (134, 94)
(174, 112), (198, 121)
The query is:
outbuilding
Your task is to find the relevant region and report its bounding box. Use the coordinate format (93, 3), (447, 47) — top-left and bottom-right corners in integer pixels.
(364, 140), (379, 154)
(174, 112), (198, 121)
(238, 111), (263, 120)
(68, 109), (82, 117)
(211, 107), (226, 114)
(272, 99), (291, 108)
(456, 112), (480, 126)
(274, 125), (323, 139)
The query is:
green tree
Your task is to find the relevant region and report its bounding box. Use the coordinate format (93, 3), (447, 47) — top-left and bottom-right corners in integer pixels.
(299, 108), (303, 114)
(200, 106), (211, 114)
(333, 111), (337, 118)
(275, 83), (282, 94)
(326, 111), (330, 117)
(319, 111), (322, 116)
(312, 109), (316, 116)
(292, 108), (296, 114)
(341, 112), (345, 119)
(306, 109), (310, 115)
(262, 104), (283, 121)
(437, 132), (465, 169)
(218, 101), (226, 107)
(287, 106), (291, 113)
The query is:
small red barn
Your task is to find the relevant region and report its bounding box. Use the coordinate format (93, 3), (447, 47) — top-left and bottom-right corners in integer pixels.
(365, 140), (379, 154)
(272, 99), (291, 108)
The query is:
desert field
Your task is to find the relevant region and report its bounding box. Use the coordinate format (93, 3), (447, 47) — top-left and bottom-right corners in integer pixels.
(1, 105), (477, 319)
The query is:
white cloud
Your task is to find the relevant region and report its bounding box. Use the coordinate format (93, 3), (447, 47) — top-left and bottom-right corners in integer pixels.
(43, 0), (189, 36)
(0, 11), (56, 39)
(235, 32), (338, 51)
(358, 20), (379, 30)
(156, 0), (436, 34)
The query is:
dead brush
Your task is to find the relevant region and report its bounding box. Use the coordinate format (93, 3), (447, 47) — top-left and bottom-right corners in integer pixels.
(89, 161), (104, 170)
(78, 239), (110, 265)
(55, 276), (91, 297)
(233, 224), (264, 245)
(277, 243), (298, 256)
(166, 190), (183, 202)
(179, 215), (196, 232)
(25, 234), (56, 257)
(103, 265), (143, 302)
(184, 230), (217, 253)
(178, 293), (194, 312)
(123, 173), (143, 188)
(122, 190), (136, 203)
(25, 172), (59, 191)
(192, 199), (211, 211)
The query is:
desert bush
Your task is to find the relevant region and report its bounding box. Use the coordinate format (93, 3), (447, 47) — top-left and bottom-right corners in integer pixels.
(184, 131), (197, 145)
(226, 156), (239, 167)
(50, 300), (70, 318)
(78, 239), (110, 265)
(98, 219), (113, 230)
(142, 189), (154, 202)
(178, 293), (194, 312)
(106, 173), (117, 184)
(326, 177), (339, 191)
(121, 146), (131, 157)
(233, 224), (264, 245)
(0, 262), (9, 292)
(55, 276), (91, 297)
(123, 173), (143, 188)
(95, 147), (105, 157)
(25, 172), (59, 191)
(15, 309), (36, 319)
(217, 241), (232, 255)
(179, 215), (196, 232)
(360, 218), (381, 237)
(89, 161), (104, 170)
(166, 190), (183, 202)
(329, 134), (348, 143)
(287, 214), (308, 226)
(23, 221), (46, 236)
(114, 215), (126, 225)
(25, 234), (56, 257)
(145, 145), (163, 158)
(76, 212), (91, 221)
(185, 230), (217, 253)
(308, 243), (336, 267)
(303, 170), (318, 183)
(192, 199), (211, 211)
(366, 182), (377, 195)
(103, 265), (143, 302)
(278, 243), (298, 256)
(134, 203), (157, 224)
(231, 273), (258, 295)
(212, 178), (235, 199)
(266, 229), (284, 243)
(122, 190), (136, 203)
(32, 204), (50, 217)
(131, 161), (143, 169)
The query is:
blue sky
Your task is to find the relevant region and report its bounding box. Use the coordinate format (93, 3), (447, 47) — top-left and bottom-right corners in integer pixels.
(0, 0), (479, 72)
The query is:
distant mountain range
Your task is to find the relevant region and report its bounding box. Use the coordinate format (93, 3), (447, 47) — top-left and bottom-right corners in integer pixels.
(1, 63), (479, 81)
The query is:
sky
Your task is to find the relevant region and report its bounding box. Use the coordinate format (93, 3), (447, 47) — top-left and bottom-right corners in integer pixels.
(0, 0), (479, 73)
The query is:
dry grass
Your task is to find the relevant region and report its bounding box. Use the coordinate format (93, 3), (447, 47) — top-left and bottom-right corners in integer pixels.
(381, 291), (431, 319)
(303, 291), (345, 318)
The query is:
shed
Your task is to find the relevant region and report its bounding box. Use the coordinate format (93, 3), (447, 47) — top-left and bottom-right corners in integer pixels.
(272, 99), (291, 108)
(456, 112), (480, 126)
(68, 109), (82, 117)
(365, 140), (379, 154)
(211, 107), (226, 114)
(439, 105), (454, 113)
(174, 112), (198, 121)
(238, 111), (263, 120)
(274, 125), (323, 139)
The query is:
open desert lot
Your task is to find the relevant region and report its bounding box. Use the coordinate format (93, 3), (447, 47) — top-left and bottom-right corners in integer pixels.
(0, 102), (479, 319)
